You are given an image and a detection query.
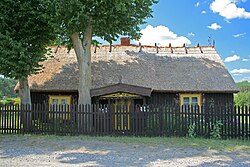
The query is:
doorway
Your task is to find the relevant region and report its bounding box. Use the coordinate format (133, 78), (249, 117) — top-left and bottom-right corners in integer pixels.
(112, 99), (131, 131)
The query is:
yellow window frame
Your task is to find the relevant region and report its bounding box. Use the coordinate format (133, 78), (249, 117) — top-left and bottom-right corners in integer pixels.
(48, 95), (72, 120)
(49, 95), (71, 106)
(180, 93), (202, 111)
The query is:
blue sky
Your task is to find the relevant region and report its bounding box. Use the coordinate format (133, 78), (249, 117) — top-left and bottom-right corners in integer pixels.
(2, 1), (249, 83)
(109, 0), (250, 83)
(143, 0), (250, 82)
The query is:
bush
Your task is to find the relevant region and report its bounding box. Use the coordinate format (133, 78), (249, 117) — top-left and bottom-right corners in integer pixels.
(210, 120), (223, 139)
(0, 97), (20, 105)
(187, 123), (196, 138)
(234, 92), (250, 106)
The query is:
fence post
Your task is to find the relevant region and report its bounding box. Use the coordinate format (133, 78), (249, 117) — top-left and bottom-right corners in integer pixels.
(22, 104), (32, 133)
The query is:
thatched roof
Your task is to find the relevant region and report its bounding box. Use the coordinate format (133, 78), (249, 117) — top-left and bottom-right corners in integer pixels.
(17, 45), (239, 94)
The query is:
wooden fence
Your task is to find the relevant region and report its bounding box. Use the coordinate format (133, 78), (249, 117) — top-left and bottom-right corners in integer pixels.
(0, 104), (249, 139)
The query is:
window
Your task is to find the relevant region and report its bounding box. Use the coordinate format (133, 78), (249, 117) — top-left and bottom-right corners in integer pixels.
(52, 99), (58, 105)
(183, 97), (190, 106)
(61, 99), (67, 105)
(192, 97), (198, 106)
(180, 94), (201, 112)
(49, 95), (71, 112)
(49, 95), (71, 120)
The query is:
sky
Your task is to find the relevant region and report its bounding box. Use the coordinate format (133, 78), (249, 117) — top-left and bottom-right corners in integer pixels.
(107, 0), (250, 83)
(3, 0), (249, 83)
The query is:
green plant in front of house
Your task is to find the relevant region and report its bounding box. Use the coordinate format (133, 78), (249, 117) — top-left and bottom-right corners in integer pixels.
(210, 120), (223, 139)
(187, 123), (196, 138)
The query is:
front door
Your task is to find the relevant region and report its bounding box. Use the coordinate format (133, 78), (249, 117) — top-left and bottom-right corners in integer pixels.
(99, 92), (143, 131)
(113, 99), (131, 131)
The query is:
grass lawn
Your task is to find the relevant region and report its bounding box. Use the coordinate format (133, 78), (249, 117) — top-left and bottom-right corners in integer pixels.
(1, 134), (249, 152)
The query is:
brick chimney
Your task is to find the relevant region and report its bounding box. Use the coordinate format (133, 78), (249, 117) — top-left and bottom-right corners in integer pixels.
(120, 37), (130, 46)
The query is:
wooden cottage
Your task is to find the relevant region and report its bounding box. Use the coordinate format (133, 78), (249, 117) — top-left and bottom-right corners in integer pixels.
(15, 38), (239, 108)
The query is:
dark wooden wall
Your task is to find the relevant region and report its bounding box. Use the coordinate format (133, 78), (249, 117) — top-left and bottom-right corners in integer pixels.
(31, 91), (234, 107)
(147, 92), (178, 105)
(148, 92), (234, 106)
(204, 93), (234, 106)
(31, 92), (78, 105)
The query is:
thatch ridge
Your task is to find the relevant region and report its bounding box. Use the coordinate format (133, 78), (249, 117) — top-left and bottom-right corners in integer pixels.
(15, 45), (239, 93)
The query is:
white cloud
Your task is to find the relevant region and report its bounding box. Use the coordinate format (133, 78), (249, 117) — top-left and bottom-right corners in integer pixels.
(207, 23), (222, 30)
(136, 25), (191, 47)
(224, 55), (240, 62)
(230, 68), (250, 74)
(210, 0), (250, 19)
(233, 32), (246, 38)
(232, 73), (243, 76)
(187, 32), (195, 37)
(242, 55), (250, 61)
(195, 2), (200, 7)
(201, 10), (207, 14)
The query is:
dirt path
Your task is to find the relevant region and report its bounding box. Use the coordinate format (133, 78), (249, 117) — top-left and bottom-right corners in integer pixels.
(0, 135), (249, 167)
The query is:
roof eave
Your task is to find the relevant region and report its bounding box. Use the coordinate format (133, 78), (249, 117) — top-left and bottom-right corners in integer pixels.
(152, 89), (240, 93)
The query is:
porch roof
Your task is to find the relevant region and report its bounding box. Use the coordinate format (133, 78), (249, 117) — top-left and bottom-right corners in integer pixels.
(90, 83), (152, 97)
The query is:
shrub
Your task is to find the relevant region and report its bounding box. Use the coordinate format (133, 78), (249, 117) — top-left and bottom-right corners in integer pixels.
(210, 120), (223, 139)
(187, 123), (196, 138)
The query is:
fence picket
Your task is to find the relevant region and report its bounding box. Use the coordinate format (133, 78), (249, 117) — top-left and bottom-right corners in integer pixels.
(0, 104), (249, 139)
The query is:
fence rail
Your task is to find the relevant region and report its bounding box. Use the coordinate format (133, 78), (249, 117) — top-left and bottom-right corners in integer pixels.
(0, 104), (249, 139)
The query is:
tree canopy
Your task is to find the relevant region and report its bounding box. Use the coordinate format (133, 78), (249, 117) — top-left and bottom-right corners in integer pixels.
(234, 81), (250, 106)
(0, 78), (17, 98)
(237, 81), (250, 92)
(0, 0), (57, 104)
(57, 0), (157, 41)
(0, 0), (57, 79)
(55, 0), (158, 105)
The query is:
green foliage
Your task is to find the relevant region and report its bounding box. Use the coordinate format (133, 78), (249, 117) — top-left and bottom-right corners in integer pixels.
(0, 78), (18, 98)
(0, 98), (14, 105)
(0, 97), (20, 106)
(0, 0), (57, 79)
(56, 0), (158, 43)
(210, 120), (223, 139)
(187, 123), (196, 138)
(53, 0), (157, 104)
(234, 92), (250, 106)
(234, 81), (250, 106)
(237, 81), (250, 91)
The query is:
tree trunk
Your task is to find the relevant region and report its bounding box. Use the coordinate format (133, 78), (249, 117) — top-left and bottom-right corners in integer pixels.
(70, 26), (92, 105)
(19, 77), (31, 105)
(71, 26), (93, 131)
(19, 77), (32, 132)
